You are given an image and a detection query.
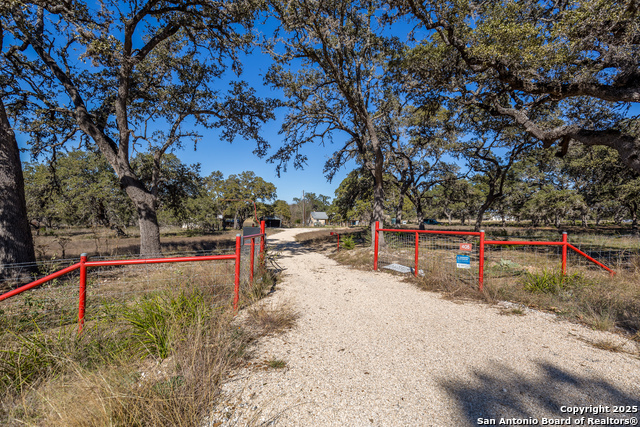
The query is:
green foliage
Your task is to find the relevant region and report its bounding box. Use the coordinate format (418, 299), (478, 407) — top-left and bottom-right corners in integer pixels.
(121, 291), (209, 360)
(266, 358), (287, 369)
(132, 153), (203, 225)
(0, 322), (130, 393)
(522, 269), (585, 295)
(331, 169), (374, 222)
(273, 200), (292, 225)
(341, 236), (356, 250)
(221, 171), (277, 227)
(4, 0), (277, 255)
(23, 150), (135, 229)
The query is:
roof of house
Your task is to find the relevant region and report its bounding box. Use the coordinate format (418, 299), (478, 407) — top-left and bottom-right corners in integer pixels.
(310, 211), (329, 220)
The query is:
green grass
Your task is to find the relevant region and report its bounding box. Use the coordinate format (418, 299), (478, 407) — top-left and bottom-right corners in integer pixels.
(0, 262), (287, 426)
(521, 269), (586, 294)
(266, 358), (287, 369)
(341, 236), (356, 250)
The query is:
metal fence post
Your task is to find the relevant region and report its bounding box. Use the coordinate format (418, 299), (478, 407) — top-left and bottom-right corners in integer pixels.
(479, 230), (485, 292)
(374, 221), (380, 271)
(260, 220), (266, 267)
(562, 232), (568, 276)
(234, 234), (241, 311)
(250, 237), (255, 285)
(414, 231), (419, 277)
(78, 253), (87, 333)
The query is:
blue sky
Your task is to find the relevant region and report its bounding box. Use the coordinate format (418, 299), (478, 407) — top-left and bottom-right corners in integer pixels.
(15, 51), (356, 205)
(14, 13), (360, 205)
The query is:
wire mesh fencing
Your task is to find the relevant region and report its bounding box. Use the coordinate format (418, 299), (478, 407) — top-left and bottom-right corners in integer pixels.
(483, 238), (565, 283)
(0, 258), (82, 333)
(0, 234), (267, 334)
(376, 229), (480, 287)
(82, 249), (239, 326)
(373, 223), (637, 291)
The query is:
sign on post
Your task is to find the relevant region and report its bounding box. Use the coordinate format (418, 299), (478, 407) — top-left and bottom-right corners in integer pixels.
(456, 255), (471, 269)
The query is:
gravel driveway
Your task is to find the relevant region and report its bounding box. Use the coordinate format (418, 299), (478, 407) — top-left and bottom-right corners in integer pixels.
(213, 228), (640, 426)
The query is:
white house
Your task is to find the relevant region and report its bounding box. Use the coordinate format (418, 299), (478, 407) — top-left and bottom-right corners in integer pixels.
(310, 211), (329, 226)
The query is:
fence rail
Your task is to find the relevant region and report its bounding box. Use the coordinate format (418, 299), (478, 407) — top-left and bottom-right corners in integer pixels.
(0, 222), (267, 332)
(373, 222), (617, 291)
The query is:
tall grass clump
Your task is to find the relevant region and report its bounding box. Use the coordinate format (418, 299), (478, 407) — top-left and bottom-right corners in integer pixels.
(0, 278), (265, 426)
(122, 290), (210, 359)
(522, 269), (584, 294)
(341, 236), (356, 250)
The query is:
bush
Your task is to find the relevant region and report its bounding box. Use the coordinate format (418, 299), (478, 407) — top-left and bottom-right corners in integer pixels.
(342, 236), (356, 250)
(121, 290), (209, 360)
(522, 269), (585, 294)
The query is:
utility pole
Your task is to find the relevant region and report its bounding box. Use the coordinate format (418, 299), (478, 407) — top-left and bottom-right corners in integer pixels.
(302, 190), (305, 227)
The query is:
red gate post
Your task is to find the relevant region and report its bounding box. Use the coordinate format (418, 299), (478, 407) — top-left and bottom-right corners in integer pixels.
(260, 220), (266, 266)
(250, 237), (255, 285)
(561, 232), (568, 276)
(78, 253), (87, 333)
(337, 233), (340, 251)
(414, 231), (419, 277)
(374, 221), (380, 270)
(478, 230), (485, 292)
(234, 234), (241, 311)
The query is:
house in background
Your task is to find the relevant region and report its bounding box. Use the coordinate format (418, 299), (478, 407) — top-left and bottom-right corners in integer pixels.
(310, 211), (329, 226)
(261, 216), (282, 228)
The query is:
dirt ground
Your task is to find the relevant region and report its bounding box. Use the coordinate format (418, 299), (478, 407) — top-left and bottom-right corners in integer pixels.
(211, 228), (640, 426)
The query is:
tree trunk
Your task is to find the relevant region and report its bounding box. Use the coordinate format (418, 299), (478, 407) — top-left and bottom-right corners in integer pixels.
(122, 182), (162, 256)
(394, 198), (403, 226)
(370, 144), (385, 246)
(416, 205), (426, 230)
(0, 99), (36, 280)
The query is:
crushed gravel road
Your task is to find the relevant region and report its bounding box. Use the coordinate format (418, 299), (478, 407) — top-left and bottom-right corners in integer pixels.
(211, 228), (640, 426)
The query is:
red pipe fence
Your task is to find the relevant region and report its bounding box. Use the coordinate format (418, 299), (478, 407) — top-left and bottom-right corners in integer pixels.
(330, 232), (341, 251)
(0, 221), (267, 332)
(373, 222), (615, 291)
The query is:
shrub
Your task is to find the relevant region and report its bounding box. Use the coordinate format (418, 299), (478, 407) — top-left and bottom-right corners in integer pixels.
(522, 269), (585, 294)
(121, 290), (209, 360)
(342, 236), (356, 250)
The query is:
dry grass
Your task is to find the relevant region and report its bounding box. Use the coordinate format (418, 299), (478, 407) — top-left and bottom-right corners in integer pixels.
(499, 307), (526, 316)
(330, 247), (374, 270)
(266, 358), (287, 369)
(0, 250), (286, 425)
(486, 267), (640, 335)
(0, 286), (255, 426)
(587, 339), (625, 353)
(244, 302), (299, 337)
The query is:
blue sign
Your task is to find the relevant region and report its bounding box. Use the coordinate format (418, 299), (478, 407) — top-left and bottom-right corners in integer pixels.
(456, 255), (471, 269)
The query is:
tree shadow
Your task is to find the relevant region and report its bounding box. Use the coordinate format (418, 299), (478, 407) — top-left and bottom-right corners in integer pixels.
(269, 239), (318, 259)
(440, 360), (640, 425)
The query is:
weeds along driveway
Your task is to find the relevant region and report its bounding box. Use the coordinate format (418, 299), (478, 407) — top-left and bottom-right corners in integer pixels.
(212, 228), (640, 426)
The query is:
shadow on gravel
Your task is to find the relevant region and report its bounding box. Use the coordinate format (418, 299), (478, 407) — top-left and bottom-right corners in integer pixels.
(441, 361), (640, 426)
(270, 240), (319, 259)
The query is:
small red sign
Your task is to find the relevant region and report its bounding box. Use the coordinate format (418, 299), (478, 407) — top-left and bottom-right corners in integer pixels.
(459, 243), (473, 251)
